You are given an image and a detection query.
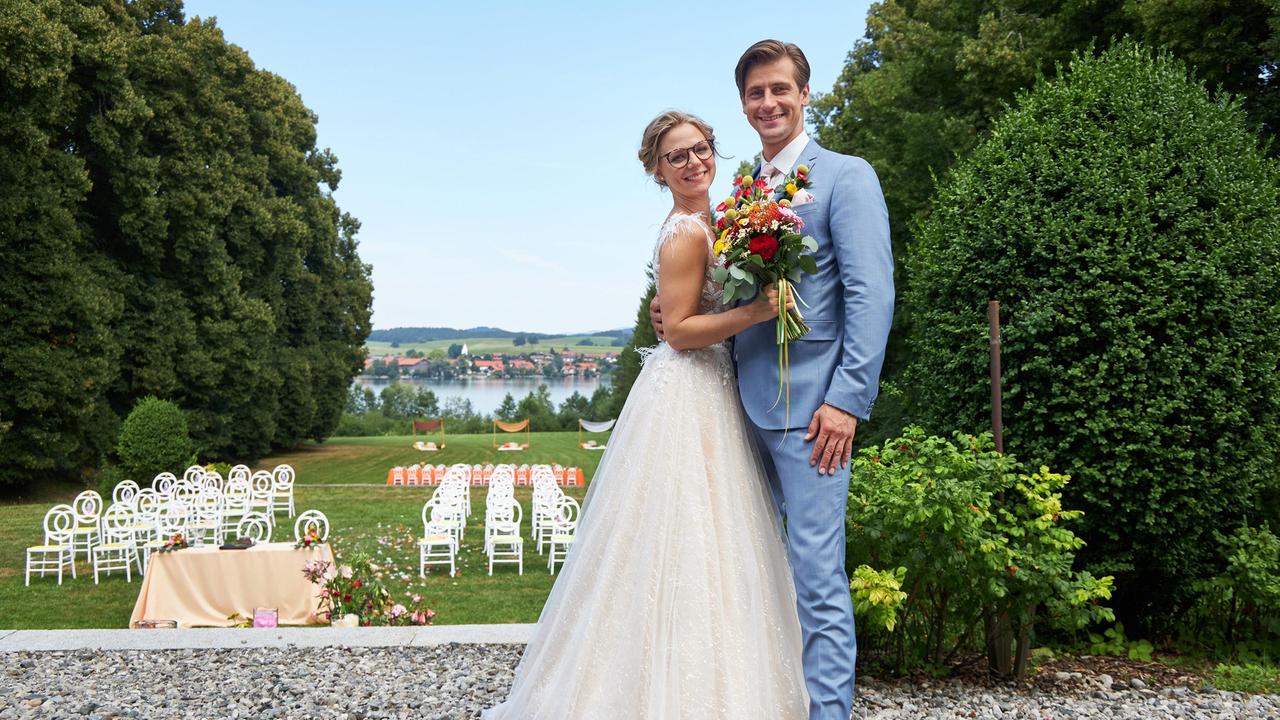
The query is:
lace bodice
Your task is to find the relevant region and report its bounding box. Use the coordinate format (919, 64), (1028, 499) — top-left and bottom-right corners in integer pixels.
(651, 212), (725, 316)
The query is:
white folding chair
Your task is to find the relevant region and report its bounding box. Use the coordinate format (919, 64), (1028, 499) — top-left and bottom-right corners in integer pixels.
(547, 496), (581, 574)
(70, 490), (103, 562)
(293, 509), (329, 543)
(182, 465), (205, 483)
(486, 496), (524, 575)
(92, 504), (137, 584)
(271, 464), (296, 518)
(26, 505), (77, 585)
(418, 502), (457, 577)
(249, 471), (275, 526)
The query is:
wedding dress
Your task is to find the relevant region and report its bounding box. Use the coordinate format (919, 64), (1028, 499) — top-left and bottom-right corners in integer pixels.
(482, 213), (808, 719)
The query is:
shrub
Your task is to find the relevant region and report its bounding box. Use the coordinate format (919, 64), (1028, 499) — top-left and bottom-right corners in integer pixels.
(1192, 524), (1280, 654)
(848, 427), (1112, 677)
(117, 397), (194, 481)
(905, 40), (1280, 626)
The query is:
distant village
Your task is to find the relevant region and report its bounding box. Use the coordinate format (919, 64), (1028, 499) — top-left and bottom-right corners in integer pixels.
(363, 343), (619, 382)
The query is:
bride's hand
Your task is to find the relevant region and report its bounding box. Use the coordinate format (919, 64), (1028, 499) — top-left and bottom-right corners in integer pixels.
(750, 282), (796, 323)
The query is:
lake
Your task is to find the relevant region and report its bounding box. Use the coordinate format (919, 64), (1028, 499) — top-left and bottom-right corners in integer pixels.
(354, 375), (609, 414)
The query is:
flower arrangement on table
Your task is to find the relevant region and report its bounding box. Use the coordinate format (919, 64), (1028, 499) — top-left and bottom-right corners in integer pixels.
(712, 167), (820, 424)
(156, 532), (189, 552)
(295, 527), (322, 549)
(302, 553), (435, 627)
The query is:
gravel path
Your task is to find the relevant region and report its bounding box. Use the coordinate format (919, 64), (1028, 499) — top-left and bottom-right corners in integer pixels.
(2, 644), (1277, 719)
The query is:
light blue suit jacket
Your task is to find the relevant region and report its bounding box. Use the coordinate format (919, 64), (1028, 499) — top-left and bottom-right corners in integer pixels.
(734, 140), (894, 429)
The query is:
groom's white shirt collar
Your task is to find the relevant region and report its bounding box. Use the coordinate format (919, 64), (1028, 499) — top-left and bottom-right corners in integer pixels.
(761, 131), (811, 176)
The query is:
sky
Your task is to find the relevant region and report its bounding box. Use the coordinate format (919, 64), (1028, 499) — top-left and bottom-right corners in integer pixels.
(182, 1), (876, 334)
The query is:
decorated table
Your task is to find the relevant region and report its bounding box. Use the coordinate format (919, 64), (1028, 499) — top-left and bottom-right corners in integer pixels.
(129, 542), (333, 628)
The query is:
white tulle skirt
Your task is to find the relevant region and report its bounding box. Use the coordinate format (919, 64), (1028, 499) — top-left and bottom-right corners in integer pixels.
(482, 342), (808, 719)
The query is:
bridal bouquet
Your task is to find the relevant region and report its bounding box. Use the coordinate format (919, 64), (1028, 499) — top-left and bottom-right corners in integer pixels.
(712, 168), (819, 426)
(711, 167), (819, 342)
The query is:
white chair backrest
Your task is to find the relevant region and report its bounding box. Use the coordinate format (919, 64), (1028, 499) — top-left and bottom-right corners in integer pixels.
(225, 477), (250, 497)
(293, 510), (329, 543)
(43, 504), (77, 544)
(273, 464), (296, 488)
(112, 480), (140, 506)
(156, 502), (188, 536)
(171, 483), (198, 510)
(182, 465), (205, 483)
(250, 471), (274, 495)
(228, 464), (251, 484)
(235, 512), (272, 542)
(101, 504), (134, 541)
(133, 488), (160, 519)
(202, 472), (223, 492)
(553, 496), (581, 531)
(72, 490), (103, 524)
(152, 472), (177, 494)
(488, 496), (522, 525)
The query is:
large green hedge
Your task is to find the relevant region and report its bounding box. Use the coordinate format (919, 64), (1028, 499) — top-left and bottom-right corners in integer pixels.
(906, 41), (1280, 625)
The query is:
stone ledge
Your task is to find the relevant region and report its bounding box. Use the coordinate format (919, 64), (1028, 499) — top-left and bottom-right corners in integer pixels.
(0, 624), (534, 652)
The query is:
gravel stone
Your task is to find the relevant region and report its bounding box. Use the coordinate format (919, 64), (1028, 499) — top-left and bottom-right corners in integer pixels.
(0, 645), (1277, 719)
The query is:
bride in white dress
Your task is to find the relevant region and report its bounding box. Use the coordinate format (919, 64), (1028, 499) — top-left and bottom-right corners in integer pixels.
(482, 111), (808, 719)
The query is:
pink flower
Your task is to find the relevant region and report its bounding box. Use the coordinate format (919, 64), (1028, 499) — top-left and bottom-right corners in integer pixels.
(389, 604), (407, 619)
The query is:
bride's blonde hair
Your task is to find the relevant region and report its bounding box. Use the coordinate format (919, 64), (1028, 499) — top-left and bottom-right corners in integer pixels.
(638, 110), (716, 187)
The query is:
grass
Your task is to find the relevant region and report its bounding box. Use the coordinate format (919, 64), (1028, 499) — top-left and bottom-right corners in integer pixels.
(365, 336), (623, 358)
(0, 432), (606, 629)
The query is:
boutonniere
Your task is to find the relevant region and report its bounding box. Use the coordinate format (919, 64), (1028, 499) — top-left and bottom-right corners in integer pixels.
(772, 164), (812, 205)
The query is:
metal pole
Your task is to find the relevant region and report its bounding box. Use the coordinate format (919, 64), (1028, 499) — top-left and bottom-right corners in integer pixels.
(988, 300), (1004, 454)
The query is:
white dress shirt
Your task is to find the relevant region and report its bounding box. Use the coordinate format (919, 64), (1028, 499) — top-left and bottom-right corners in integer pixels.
(759, 131), (811, 190)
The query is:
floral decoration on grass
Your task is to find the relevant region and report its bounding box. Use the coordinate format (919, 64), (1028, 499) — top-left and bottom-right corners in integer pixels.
(302, 552), (435, 626)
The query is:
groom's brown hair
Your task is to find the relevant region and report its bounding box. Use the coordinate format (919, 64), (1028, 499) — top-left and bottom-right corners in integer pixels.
(735, 40), (811, 98)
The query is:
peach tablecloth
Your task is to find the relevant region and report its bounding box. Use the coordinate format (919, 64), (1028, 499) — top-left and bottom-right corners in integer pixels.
(129, 542), (333, 628)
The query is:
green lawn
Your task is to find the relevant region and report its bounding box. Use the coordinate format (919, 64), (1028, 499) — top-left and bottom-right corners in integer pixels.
(0, 432), (607, 628)
(365, 336), (623, 357)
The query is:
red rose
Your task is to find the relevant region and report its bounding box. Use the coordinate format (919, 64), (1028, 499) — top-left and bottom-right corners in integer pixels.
(715, 202), (727, 213)
(749, 234), (779, 262)
(352, 579), (362, 588)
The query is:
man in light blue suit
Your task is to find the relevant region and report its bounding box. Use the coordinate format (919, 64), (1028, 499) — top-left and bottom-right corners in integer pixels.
(654, 39), (893, 720)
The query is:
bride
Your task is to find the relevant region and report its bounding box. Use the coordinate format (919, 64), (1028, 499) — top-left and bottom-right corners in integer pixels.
(482, 111), (808, 719)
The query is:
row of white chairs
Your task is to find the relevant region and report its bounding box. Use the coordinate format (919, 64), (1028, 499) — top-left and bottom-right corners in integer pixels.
(418, 465), (473, 578)
(143, 464), (296, 518)
(25, 487), (328, 586)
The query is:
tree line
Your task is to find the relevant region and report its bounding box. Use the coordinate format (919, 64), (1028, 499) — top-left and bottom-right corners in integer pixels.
(0, 0), (372, 486)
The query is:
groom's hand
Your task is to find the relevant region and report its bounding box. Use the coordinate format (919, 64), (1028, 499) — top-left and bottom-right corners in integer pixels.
(806, 403), (858, 476)
(649, 296), (664, 340)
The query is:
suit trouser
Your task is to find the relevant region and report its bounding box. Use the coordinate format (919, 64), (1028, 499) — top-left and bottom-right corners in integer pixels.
(752, 424), (856, 720)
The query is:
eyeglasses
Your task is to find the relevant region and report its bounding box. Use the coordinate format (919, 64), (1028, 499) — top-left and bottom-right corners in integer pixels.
(662, 139), (715, 169)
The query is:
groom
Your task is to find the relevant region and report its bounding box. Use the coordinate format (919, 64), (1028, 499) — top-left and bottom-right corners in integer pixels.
(652, 39), (893, 720)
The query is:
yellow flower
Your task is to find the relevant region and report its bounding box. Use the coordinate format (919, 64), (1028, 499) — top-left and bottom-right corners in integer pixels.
(796, 164), (809, 176)
(779, 199), (792, 207)
(725, 208), (738, 221)
(713, 239), (728, 255)
(786, 183), (798, 196)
